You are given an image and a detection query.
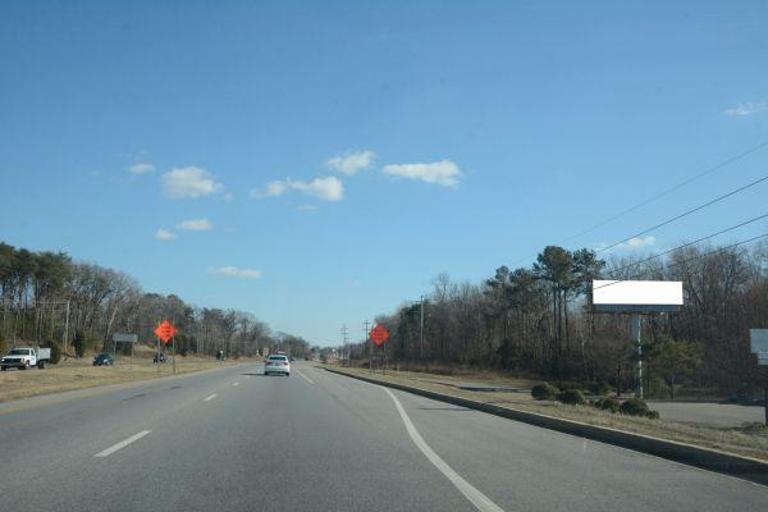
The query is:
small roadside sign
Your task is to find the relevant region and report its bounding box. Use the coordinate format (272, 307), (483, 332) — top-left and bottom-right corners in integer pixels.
(370, 324), (389, 346)
(112, 333), (138, 343)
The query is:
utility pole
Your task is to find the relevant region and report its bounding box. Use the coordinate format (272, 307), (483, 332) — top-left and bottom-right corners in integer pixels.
(363, 320), (371, 371)
(631, 314), (643, 399)
(341, 324), (349, 365)
(419, 296), (425, 360)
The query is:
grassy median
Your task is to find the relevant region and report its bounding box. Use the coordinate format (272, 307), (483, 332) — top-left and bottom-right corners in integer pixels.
(0, 353), (238, 403)
(324, 364), (768, 462)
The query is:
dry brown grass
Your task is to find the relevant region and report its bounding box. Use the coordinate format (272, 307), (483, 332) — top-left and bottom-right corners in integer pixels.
(328, 365), (768, 462)
(0, 354), (238, 403)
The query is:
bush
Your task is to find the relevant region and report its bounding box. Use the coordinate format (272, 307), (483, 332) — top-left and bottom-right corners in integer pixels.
(593, 396), (620, 413)
(73, 330), (89, 358)
(531, 382), (559, 400)
(646, 410), (660, 420)
(588, 381), (612, 396)
(556, 389), (587, 405)
(48, 341), (61, 365)
(620, 398), (651, 417)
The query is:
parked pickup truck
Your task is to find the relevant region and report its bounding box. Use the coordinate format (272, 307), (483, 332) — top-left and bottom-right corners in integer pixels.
(0, 347), (52, 370)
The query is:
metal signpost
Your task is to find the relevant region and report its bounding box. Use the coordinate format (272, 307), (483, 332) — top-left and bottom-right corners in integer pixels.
(153, 320), (178, 375)
(750, 329), (768, 425)
(370, 324), (389, 373)
(112, 333), (138, 365)
(592, 280), (684, 400)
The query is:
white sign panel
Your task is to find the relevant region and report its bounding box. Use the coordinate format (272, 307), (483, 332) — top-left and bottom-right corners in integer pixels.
(112, 333), (138, 343)
(750, 329), (768, 357)
(592, 280), (683, 313)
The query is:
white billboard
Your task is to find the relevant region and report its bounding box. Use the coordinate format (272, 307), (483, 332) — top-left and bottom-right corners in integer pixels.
(750, 329), (768, 354)
(592, 280), (683, 313)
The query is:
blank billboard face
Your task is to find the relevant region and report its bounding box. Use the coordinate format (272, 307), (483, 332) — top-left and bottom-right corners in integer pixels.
(592, 280), (683, 313)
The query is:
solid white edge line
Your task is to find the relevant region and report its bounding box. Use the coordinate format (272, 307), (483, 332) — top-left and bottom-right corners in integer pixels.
(94, 430), (152, 458)
(295, 369), (314, 384)
(203, 393), (218, 401)
(382, 387), (505, 512)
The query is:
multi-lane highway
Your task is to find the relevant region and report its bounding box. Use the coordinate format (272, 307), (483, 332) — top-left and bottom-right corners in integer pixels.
(1, 362), (767, 512)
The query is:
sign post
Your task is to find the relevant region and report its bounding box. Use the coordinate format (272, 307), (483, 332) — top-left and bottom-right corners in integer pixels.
(749, 329), (768, 425)
(112, 333), (138, 367)
(370, 324), (389, 374)
(153, 320), (178, 375)
(592, 280), (684, 400)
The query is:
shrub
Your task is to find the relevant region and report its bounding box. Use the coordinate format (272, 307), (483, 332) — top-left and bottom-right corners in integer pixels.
(593, 396), (620, 413)
(588, 381), (612, 396)
(531, 382), (559, 401)
(557, 389), (587, 405)
(73, 330), (91, 358)
(48, 341), (61, 365)
(646, 410), (660, 420)
(620, 398), (651, 417)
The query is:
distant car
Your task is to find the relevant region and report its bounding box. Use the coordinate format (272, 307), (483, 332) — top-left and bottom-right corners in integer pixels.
(289, 356), (295, 362)
(93, 353), (115, 366)
(264, 354), (290, 376)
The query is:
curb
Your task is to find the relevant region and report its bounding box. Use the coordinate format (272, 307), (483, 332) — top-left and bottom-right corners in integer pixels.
(324, 366), (768, 486)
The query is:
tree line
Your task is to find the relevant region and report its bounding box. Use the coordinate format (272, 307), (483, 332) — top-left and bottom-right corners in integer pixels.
(347, 243), (768, 398)
(0, 241), (310, 359)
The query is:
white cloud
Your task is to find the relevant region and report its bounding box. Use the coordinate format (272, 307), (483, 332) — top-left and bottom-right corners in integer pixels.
(326, 150), (376, 175)
(288, 176), (344, 201)
(725, 100), (768, 117)
(623, 235), (656, 249)
(128, 162), (155, 175)
(177, 218), (213, 231)
(382, 160), (462, 187)
(154, 229), (176, 241)
(250, 180), (289, 199)
(207, 266), (262, 279)
(162, 167), (225, 199)
(594, 235), (656, 253)
(251, 176), (344, 202)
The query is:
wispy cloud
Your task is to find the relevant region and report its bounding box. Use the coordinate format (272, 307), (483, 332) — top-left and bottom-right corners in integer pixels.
(207, 266), (262, 279)
(297, 204), (318, 211)
(326, 150), (376, 175)
(154, 229), (176, 241)
(177, 218), (213, 231)
(162, 167), (225, 199)
(596, 235), (656, 252)
(725, 100), (768, 117)
(251, 176), (344, 202)
(128, 162), (155, 175)
(382, 160), (462, 187)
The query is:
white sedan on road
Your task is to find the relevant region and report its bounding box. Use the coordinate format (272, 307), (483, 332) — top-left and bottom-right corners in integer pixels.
(264, 355), (291, 376)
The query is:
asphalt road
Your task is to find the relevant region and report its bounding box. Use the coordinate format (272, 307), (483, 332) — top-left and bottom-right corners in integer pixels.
(1, 362), (767, 512)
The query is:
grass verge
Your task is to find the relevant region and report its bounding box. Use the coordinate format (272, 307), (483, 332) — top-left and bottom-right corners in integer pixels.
(0, 355), (237, 403)
(325, 364), (768, 462)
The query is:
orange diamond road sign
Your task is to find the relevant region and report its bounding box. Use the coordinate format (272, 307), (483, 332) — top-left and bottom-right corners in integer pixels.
(370, 324), (389, 346)
(153, 320), (178, 344)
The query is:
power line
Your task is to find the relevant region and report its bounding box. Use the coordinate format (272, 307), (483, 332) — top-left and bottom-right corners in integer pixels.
(593, 231), (768, 293)
(601, 211), (768, 279)
(597, 171), (768, 254)
(560, 140), (768, 246)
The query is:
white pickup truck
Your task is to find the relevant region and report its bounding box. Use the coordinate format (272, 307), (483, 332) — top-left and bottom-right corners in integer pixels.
(0, 346), (52, 370)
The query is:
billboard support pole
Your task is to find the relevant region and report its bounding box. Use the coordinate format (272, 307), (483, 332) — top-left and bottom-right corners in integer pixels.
(631, 314), (643, 400)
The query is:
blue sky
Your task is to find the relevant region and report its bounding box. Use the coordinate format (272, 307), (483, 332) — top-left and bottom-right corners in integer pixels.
(1, 1), (767, 345)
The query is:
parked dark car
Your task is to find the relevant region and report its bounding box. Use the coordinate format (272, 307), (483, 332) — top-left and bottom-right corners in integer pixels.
(93, 353), (115, 366)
